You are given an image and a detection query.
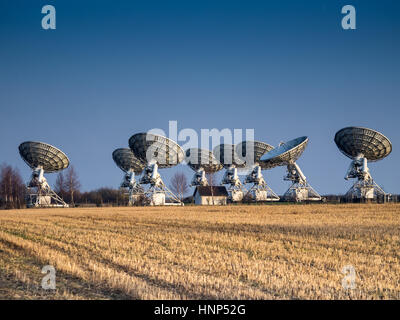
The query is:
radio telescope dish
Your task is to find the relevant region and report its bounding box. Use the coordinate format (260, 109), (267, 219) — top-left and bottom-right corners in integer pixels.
(19, 141), (69, 173)
(334, 127), (392, 201)
(235, 141), (279, 202)
(18, 141), (69, 208)
(213, 144), (246, 169)
(112, 148), (145, 173)
(129, 133), (184, 205)
(129, 133), (184, 168)
(236, 140), (274, 166)
(112, 148), (145, 205)
(260, 136), (308, 169)
(185, 148), (223, 187)
(186, 148), (223, 173)
(212, 144), (246, 202)
(334, 127), (392, 162)
(260, 137), (321, 202)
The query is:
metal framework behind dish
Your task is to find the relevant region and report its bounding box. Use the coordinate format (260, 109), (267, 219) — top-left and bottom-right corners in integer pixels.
(18, 141), (70, 208)
(334, 127), (392, 200)
(129, 133), (185, 205)
(260, 137), (321, 202)
(236, 140), (279, 201)
(112, 148), (145, 205)
(213, 144), (247, 202)
(185, 148), (223, 187)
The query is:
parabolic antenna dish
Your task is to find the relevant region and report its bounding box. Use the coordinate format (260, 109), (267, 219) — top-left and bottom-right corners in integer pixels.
(129, 133), (184, 168)
(260, 136), (308, 169)
(185, 148), (223, 173)
(236, 140), (274, 166)
(334, 127), (392, 162)
(112, 148), (145, 173)
(18, 141), (69, 173)
(213, 144), (246, 168)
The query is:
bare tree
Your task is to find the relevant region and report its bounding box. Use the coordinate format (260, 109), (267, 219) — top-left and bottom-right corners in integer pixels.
(0, 164), (26, 209)
(169, 172), (189, 201)
(12, 168), (25, 208)
(206, 172), (217, 186)
(64, 165), (81, 206)
(54, 172), (67, 200)
(205, 172), (217, 205)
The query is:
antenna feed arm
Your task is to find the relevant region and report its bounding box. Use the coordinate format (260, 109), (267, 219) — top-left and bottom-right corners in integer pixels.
(285, 162), (307, 184)
(191, 168), (208, 186)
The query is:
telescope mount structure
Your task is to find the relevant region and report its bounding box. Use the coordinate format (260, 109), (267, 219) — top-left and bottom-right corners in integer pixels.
(260, 137), (321, 202)
(112, 148), (145, 205)
(18, 141), (70, 208)
(236, 141), (279, 201)
(213, 144), (247, 202)
(334, 127), (392, 201)
(185, 148), (223, 187)
(129, 133), (185, 205)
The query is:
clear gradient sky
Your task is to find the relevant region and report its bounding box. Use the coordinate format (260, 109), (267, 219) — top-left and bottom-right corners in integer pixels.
(0, 0), (399, 195)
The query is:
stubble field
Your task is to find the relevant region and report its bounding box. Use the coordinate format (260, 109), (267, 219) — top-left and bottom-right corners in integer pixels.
(0, 204), (399, 300)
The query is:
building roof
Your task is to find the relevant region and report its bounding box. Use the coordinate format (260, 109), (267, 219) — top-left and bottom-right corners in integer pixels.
(194, 186), (228, 197)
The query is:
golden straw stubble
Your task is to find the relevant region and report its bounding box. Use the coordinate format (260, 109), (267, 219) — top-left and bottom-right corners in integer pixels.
(0, 204), (399, 299)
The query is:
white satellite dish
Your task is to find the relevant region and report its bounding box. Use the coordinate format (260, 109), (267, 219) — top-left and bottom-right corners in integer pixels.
(129, 133), (185, 205)
(260, 136), (321, 202)
(185, 148), (223, 187)
(18, 141), (70, 208)
(213, 144), (247, 202)
(112, 148), (145, 205)
(334, 126), (392, 200)
(235, 140), (279, 201)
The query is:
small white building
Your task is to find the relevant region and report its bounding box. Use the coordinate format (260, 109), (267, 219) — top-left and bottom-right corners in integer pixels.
(150, 193), (165, 206)
(193, 186), (228, 205)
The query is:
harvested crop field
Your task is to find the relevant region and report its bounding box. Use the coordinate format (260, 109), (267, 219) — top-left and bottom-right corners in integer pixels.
(0, 204), (399, 300)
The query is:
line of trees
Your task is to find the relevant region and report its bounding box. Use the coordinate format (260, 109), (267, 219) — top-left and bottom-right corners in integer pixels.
(0, 165), (192, 209)
(78, 188), (127, 206)
(0, 164), (26, 209)
(55, 166), (131, 206)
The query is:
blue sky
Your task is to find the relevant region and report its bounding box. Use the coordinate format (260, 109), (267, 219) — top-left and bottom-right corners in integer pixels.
(0, 0), (399, 195)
